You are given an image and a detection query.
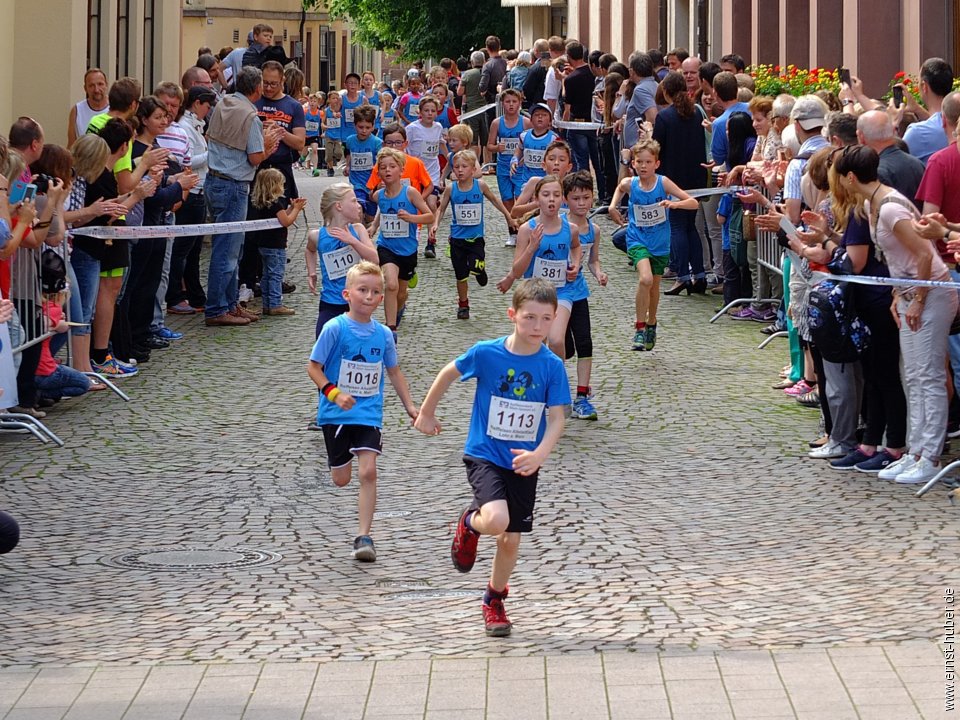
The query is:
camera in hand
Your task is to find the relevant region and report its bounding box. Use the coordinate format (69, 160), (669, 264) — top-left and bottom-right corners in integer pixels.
(33, 174), (54, 194)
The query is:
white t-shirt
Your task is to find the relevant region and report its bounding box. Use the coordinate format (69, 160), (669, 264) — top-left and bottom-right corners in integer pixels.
(405, 121), (444, 185)
(544, 67), (561, 102)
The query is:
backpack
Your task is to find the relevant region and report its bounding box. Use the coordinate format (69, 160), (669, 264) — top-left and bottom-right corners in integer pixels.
(807, 273), (871, 363)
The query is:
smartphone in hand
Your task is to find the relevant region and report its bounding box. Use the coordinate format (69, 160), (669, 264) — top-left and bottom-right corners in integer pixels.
(839, 67), (851, 87)
(893, 86), (904, 108)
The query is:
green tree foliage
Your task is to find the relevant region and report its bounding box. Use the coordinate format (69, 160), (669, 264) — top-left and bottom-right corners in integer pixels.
(326, 0), (515, 60)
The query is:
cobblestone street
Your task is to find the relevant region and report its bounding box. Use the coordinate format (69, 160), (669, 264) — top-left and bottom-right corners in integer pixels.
(1, 172), (958, 718)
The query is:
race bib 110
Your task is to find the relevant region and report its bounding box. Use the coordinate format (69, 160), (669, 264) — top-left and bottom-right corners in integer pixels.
(322, 245), (359, 280)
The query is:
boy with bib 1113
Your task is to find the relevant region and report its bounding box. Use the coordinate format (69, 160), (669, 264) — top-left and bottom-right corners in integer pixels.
(308, 261), (418, 563)
(414, 278), (569, 637)
(609, 139), (698, 351)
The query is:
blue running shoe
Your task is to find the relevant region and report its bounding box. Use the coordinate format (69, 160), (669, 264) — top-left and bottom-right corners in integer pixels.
(632, 328), (646, 351)
(572, 396), (598, 420)
(154, 327), (183, 341)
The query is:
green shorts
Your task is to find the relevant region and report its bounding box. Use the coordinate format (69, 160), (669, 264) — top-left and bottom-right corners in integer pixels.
(627, 246), (670, 276)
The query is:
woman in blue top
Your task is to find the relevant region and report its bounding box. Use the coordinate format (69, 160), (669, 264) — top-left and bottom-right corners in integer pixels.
(305, 183), (379, 337)
(497, 175), (582, 362)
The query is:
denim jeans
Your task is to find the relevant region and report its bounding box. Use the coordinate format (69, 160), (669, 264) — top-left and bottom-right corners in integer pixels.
(258, 247), (286, 309)
(566, 129), (605, 200)
(948, 270), (960, 392)
(35, 364), (90, 399)
(669, 209), (704, 283)
(204, 174), (250, 318)
(69, 246), (100, 337)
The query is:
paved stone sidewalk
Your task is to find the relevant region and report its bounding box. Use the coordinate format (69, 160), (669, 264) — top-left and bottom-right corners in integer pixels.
(0, 642), (952, 719)
(2, 171), (959, 717)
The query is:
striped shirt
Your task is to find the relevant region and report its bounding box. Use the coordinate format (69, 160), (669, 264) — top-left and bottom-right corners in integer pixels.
(156, 122), (192, 167)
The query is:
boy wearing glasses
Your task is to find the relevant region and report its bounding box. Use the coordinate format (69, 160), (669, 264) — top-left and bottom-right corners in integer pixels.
(364, 123), (433, 198)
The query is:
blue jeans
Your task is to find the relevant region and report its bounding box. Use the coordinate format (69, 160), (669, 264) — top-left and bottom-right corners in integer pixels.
(258, 247), (286, 309)
(669, 209), (705, 283)
(35, 364), (90, 399)
(204, 174), (250, 318)
(69, 246), (100, 337)
(566, 129), (605, 200)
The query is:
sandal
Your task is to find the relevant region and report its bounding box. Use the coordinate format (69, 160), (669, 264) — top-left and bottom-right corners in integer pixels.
(797, 389), (820, 407)
(87, 377), (108, 392)
(772, 378), (796, 390)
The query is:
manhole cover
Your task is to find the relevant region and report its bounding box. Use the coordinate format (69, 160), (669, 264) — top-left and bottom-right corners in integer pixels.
(102, 547), (282, 571)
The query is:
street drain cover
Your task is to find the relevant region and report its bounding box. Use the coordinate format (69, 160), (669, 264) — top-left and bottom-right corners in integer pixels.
(102, 547), (281, 571)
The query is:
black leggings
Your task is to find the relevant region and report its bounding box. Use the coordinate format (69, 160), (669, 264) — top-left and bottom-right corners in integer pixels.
(0, 510), (19, 554)
(859, 301), (908, 448)
(564, 299), (593, 361)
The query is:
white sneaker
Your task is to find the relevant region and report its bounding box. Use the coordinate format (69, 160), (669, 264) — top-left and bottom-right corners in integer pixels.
(238, 284), (254, 304)
(877, 454), (917, 480)
(504, 235), (517, 247)
(894, 457), (941, 484)
(808, 440), (844, 459)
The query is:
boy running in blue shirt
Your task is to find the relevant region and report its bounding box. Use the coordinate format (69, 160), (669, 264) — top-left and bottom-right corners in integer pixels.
(343, 104), (383, 222)
(486, 88), (530, 246)
(609, 140), (698, 351)
(561, 170), (608, 420)
(415, 278), (570, 637)
(308, 261), (419, 562)
(429, 149), (518, 320)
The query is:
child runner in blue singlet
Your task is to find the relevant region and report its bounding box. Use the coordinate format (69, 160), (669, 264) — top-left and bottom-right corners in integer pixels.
(372, 147), (435, 337)
(430, 149), (518, 320)
(609, 139), (698, 351)
(560, 171), (609, 421)
(487, 88), (530, 247)
(512, 103), (557, 191)
(497, 175), (581, 376)
(305, 183), (379, 337)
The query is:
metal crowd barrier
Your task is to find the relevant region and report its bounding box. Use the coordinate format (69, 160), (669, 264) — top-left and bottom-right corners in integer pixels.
(1, 239), (128, 448)
(709, 188), (789, 348)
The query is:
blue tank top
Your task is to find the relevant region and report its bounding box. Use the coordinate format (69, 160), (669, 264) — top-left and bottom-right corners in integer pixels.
(363, 91), (382, 128)
(341, 93), (365, 137)
(305, 109), (322, 138)
(377, 186), (420, 256)
(626, 175), (670, 256)
(564, 214), (594, 302)
(450, 179), (485, 239)
(523, 215), (576, 301)
(380, 107), (397, 133)
(496, 115), (524, 172)
(324, 107), (343, 142)
(518, 129), (557, 184)
(318, 225), (362, 305)
(401, 93), (421, 124)
(436, 102), (455, 130)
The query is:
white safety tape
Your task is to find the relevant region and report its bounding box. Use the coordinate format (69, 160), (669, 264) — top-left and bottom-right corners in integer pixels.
(553, 120), (606, 131)
(685, 186), (749, 199)
(71, 218), (282, 240)
(458, 103), (497, 121)
(811, 270), (960, 291)
(785, 247), (960, 290)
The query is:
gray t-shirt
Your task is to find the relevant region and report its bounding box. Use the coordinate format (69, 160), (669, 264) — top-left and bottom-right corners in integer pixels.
(624, 77), (658, 147)
(460, 68), (485, 112)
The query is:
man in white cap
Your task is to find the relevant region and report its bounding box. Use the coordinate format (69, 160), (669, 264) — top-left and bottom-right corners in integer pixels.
(783, 95), (830, 224)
